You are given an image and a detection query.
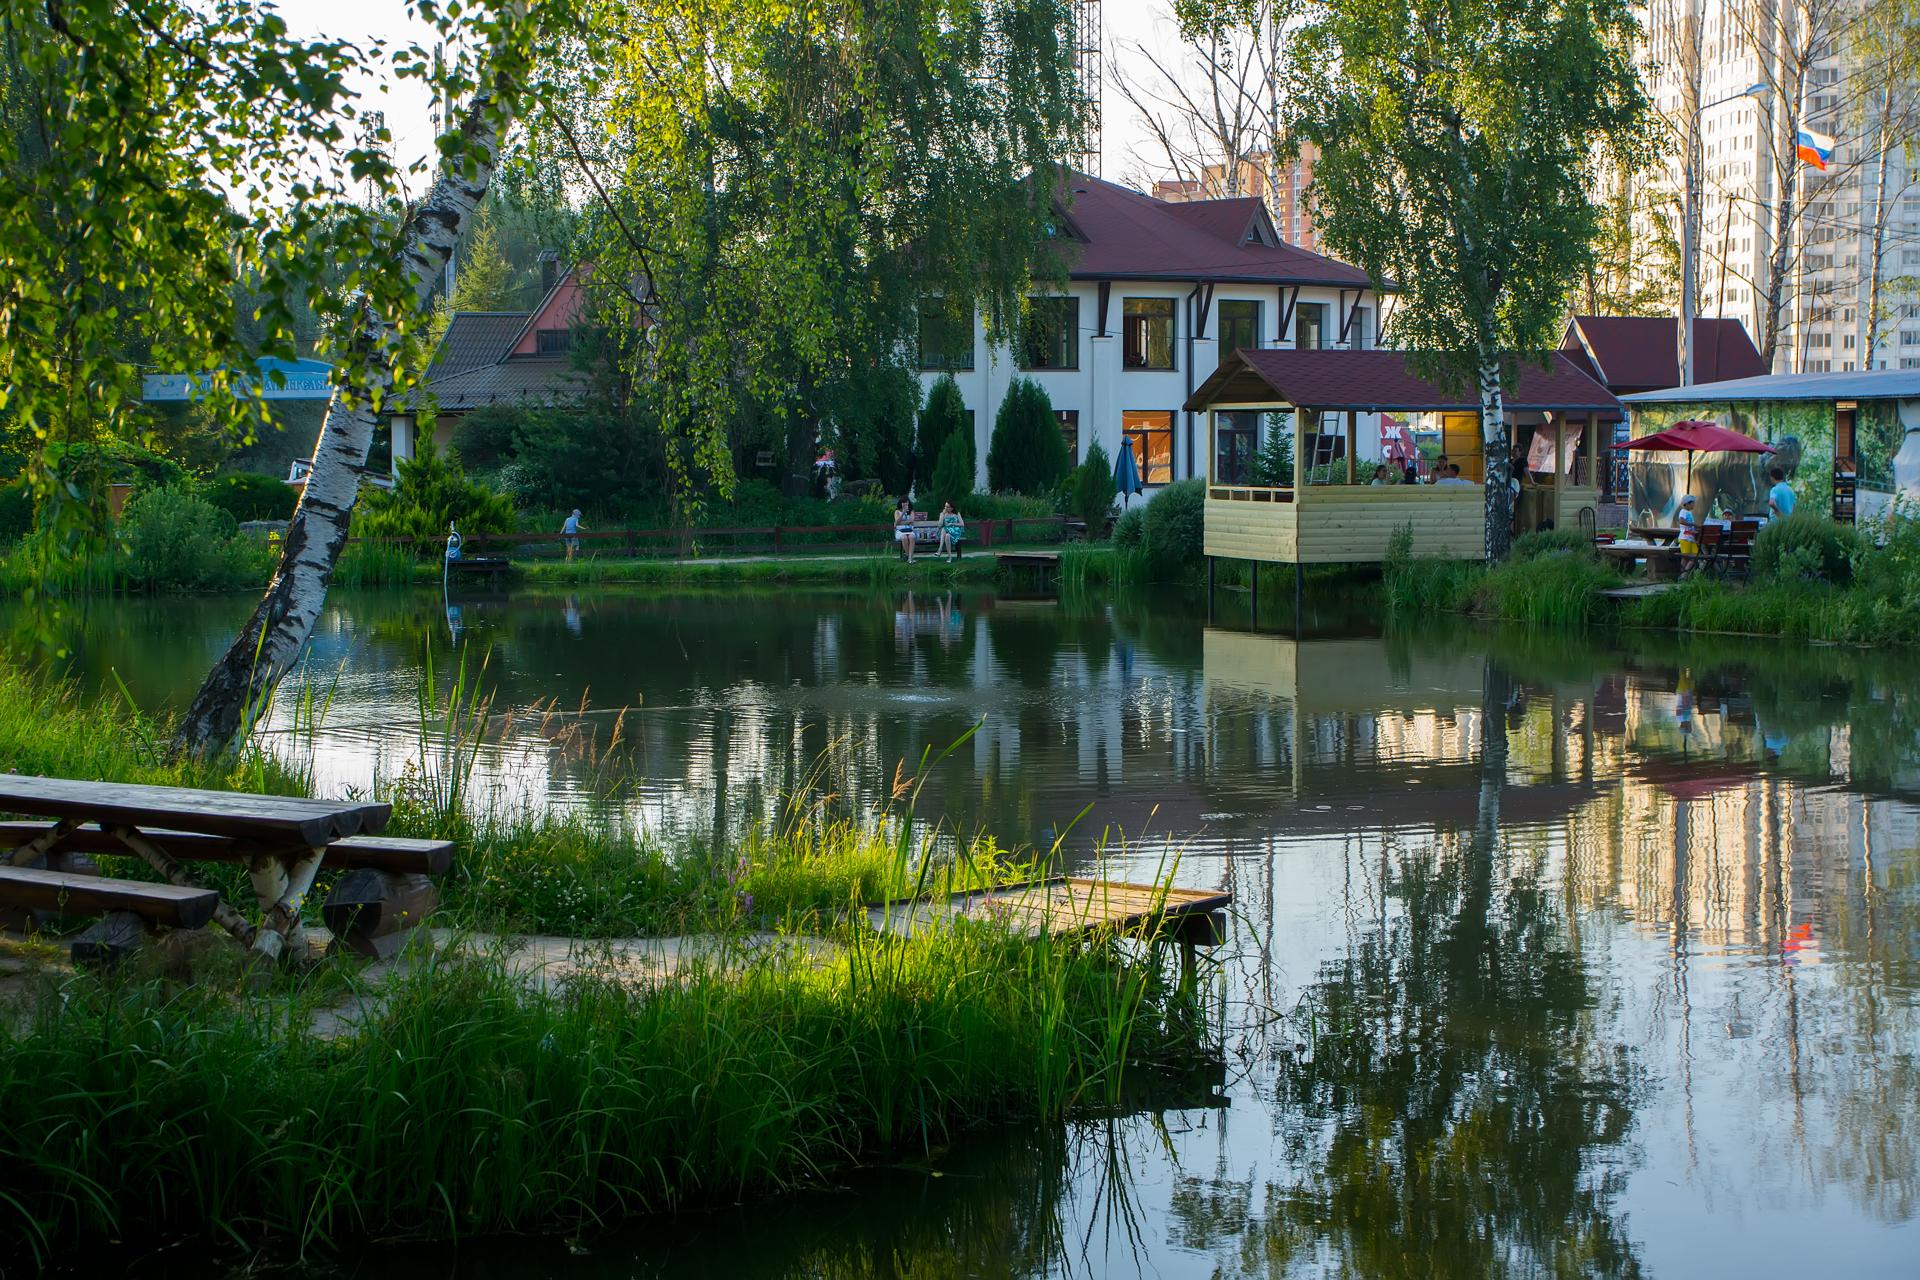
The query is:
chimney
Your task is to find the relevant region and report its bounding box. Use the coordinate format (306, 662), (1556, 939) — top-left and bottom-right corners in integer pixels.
(537, 248), (559, 295)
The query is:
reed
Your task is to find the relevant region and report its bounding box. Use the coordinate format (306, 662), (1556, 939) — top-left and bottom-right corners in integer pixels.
(0, 882), (1205, 1264)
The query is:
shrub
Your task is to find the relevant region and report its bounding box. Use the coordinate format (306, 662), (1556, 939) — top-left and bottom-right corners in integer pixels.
(985, 377), (1069, 495)
(1142, 478), (1206, 579)
(1752, 512), (1863, 584)
(355, 441), (517, 553)
(204, 472), (297, 524)
(959, 492), (1055, 521)
(1112, 504), (1146, 549)
(928, 430), (975, 511)
(1509, 528), (1594, 561)
(449, 404), (533, 471)
(1069, 443), (1117, 533)
(916, 374), (973, 493)
(0, 480), (31, 546)
(118, 487), (267, 591)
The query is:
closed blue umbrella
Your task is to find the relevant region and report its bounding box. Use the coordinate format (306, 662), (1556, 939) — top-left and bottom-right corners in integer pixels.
(1113, 439), (1144, 507)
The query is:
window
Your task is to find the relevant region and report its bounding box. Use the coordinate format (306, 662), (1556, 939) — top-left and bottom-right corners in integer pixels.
(1123, 298), (1175, 369)
(1057, 410), (1080, 466)
(917, 299), (975, 370)
(1218, 300), (1261, 355)
(1901, 331), (1920, 345)
(535, 329), (569, 356)
(1122, 410), (1174, 484)
(1350, 307), (1372, 349)
(1020, 297), (1078, 370)
(1214, 410), (1261, 484)
(1294, 302), (1326, 349)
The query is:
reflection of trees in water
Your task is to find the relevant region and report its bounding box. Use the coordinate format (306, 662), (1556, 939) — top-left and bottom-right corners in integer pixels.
(1244, 827), (1644, 1278)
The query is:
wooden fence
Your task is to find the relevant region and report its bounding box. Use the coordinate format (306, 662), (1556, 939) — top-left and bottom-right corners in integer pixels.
(343, 515), (1072, 559)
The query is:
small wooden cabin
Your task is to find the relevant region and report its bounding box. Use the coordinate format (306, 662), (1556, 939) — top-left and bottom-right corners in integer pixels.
(1185, 349), (1623, 566)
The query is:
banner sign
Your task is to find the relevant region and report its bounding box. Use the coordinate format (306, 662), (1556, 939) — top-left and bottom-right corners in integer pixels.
(142, 357), (334, 402)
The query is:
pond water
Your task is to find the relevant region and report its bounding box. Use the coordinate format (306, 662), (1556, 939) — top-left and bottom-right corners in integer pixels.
(25, 583), (1920, 1276)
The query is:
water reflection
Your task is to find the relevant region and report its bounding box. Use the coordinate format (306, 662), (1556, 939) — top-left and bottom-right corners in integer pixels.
(14, 589), (1920, 1275)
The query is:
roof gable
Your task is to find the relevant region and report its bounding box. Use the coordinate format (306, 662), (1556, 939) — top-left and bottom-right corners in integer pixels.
(506, 266), (590, 357)
(1051, 172), (1376, 288)
(1564, 316), (1768, 392)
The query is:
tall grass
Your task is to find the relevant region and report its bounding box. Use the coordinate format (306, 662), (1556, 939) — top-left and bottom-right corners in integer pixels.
(0, 925), (1204, 1264)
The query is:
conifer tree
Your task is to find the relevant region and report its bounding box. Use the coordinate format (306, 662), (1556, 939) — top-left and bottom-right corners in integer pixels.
(986, 378), (1069, 495)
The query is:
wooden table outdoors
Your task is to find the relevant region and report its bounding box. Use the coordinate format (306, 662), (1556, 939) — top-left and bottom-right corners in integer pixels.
(1599, 539), (1685, 580)
(0, 775), (389, 960)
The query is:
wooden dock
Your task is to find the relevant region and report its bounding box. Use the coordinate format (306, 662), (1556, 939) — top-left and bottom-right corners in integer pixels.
(867, 876), (1230, 956)
(1600, 582), (1675, 601)
(993, 551), (1061, 573)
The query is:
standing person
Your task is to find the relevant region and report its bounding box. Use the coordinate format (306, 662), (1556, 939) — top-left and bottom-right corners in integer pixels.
(561, 509), (585, 562)
(1676, 493), (1700, 556)
(937, 501), (965, 559)
(1766, 467), (1797, 519)
(894, 498), (917, 563)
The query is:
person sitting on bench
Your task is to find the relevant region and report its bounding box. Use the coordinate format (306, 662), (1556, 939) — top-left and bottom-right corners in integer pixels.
(894, 498), (917, 563)
(937, 501), (965, 560)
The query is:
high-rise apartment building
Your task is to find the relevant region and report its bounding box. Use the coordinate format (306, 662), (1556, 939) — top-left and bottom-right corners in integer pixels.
(1151, 146), (1323, 252)
(1638, 0), (1920, 372)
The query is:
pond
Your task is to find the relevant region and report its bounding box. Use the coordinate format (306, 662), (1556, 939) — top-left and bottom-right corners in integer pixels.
(24, 583), (1920, 1276)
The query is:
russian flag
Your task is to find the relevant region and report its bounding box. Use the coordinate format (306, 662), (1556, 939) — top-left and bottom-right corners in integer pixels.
(1797, 127), (1834, 170)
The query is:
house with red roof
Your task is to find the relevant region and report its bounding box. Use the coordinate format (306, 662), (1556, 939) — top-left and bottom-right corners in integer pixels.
(1558, 316), (1768, 397)
(388, 258), (594, 472)
(918, 172), (1393, 493)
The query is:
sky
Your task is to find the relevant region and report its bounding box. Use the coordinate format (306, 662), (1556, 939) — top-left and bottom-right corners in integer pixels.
(273, 0), (1198, 195)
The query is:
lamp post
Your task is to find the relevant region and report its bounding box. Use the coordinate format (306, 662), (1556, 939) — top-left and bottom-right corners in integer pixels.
(1680, 81), (1767, 386)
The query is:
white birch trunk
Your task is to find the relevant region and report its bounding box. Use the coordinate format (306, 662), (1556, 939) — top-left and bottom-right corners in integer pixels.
(173, 68), (523, 760)
(1479, 353), (1511, 562)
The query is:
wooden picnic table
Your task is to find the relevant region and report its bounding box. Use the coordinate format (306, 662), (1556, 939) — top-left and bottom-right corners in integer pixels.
(1598, 539), (1685, 580)
(0, 774), (399, 961)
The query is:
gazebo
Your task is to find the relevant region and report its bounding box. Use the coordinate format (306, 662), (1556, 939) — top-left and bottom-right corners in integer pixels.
(1185, 349), (1623, 572)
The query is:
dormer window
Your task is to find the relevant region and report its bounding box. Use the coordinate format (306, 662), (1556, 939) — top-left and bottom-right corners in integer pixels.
(1242, 212), (1281, 248)
(535, 329), (569, 356)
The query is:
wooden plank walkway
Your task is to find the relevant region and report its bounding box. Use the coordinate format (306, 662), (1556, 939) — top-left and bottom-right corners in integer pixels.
(994, 551), (1061, 573)
(866, 876), (1229, 948)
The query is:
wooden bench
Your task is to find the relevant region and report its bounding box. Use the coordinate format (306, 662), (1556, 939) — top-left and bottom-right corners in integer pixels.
(448, 554), (511, 580)
(0, 775), (447, 967)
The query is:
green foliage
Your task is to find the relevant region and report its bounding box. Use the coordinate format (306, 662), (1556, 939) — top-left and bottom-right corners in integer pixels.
(1142, 479), (1207, 579)
(1752, 513), (1864, 584)
(203, 473), (297, 524)
(1510, 528), (1596, 561)
(536, 0), (1079, 508)
(118, 488), (274, 593)
(827, 364), (917, 496)
(1474, 550), (1619, 627)
(0, 480), (31, 546)
(916, 374), (974, 493)
(1069, 443), (1118, 532)
(1249, 422), (1294, 486)
(450, 404), (532, 472)
(1277, 0), (1646, 556)
(929, 431), (977, 511)
(960, 492), (1057, 521)
(502, 403), (666, 515)
(0, 1), (514, 551)
(355, 442), (517, 552)
(986, 378), (1070, 496)
(1112, 505), (1147, 550)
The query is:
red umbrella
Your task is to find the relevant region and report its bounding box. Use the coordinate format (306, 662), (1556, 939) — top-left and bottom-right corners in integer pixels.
(1614, 419), (1774, 510)
(1615, 420), (1776, 455)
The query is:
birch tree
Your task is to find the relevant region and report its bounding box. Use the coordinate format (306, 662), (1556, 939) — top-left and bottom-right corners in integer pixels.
(172, 5), (540, 758)
(1112, 3), (1277, 200)
(1269, 0), (1645, 559)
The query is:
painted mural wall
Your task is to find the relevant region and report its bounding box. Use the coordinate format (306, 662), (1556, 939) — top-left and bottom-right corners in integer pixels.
(1624, 400), (1901, 525)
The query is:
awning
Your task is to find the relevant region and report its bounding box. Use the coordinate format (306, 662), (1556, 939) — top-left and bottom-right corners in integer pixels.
(1616, 420), (1775, 454)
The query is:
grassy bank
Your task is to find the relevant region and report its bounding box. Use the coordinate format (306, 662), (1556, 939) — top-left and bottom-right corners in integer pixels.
(2, 920), (1200, 1263)
(0, 663), (1214, 1263)
(1382, 519), (1920, 645)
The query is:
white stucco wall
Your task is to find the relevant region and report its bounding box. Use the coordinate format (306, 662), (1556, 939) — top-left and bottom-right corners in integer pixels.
(920, 280), (1390, 498)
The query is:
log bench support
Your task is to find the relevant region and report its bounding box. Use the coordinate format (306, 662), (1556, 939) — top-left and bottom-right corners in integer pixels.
(112, 825), (258, 946)
(323, 869), (440, 959)
(247, 847), (327, 961)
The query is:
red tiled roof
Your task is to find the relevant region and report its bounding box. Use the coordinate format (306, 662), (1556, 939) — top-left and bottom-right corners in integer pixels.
(1184, 348), (1624, 415)
(1053, 172), (1374, 287)
(1561, 316), (1768, 393)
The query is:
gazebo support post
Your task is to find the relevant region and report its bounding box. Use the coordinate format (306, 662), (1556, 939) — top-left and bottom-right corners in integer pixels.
(1250, 560), (1259, 628)
(1345, 411), (1358, 484)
